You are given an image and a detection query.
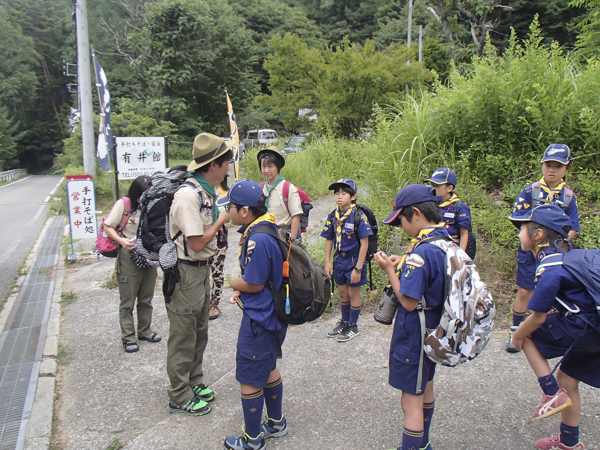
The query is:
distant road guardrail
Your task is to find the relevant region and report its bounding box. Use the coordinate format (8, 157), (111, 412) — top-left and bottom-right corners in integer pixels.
(0, 169), (27, 183)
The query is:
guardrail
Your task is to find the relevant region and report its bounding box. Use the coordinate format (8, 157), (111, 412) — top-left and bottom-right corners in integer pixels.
(0, 169), (27, 183)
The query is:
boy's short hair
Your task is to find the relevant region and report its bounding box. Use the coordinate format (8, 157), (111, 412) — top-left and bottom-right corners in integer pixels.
(399, 201), (442, 224)
(197, 149), (233, 173)
(334, 185), (357, 198)
(233, 202), (268, 218)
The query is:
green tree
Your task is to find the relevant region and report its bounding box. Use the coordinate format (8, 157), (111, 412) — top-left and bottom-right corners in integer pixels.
(571, 0), (600, 57)
(260, 33), (433, 135)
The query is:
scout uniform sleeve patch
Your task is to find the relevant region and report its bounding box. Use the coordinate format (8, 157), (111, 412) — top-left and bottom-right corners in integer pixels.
(406, 254), (425, 268)
(247, 240), (256, 251)
(535, 266), (545, 277)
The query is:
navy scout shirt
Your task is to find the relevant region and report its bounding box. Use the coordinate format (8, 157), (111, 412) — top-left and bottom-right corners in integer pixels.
(320, 208), (373, 254)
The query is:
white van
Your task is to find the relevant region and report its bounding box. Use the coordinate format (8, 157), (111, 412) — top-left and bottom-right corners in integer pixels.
(242, 129), (278, 148)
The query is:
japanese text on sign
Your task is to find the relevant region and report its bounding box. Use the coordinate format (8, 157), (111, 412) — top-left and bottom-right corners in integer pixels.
(115, 137), (166, 179)
(67, 178), (97, 240)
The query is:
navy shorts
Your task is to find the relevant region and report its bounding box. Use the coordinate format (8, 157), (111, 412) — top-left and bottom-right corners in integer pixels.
(516, 247), (536, 290)
(531, 312), (600, 388)
(236, 314), (287, 387)
(333, 254), (367, 287)
(388, 310), (438, 395)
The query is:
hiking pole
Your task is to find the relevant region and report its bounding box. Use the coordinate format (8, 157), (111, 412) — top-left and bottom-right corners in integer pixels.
(331, 261), (336, 294)
(368, 259), (374, 291)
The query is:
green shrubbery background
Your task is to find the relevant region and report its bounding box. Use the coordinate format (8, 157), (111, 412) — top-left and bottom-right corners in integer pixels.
(241, 23), (600, 317)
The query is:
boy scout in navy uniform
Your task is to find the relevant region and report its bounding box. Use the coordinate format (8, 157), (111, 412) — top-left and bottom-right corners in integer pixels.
(257, 147), (303, 239)
(320, 178), (372, 342)
(425, 168), (472, 253)
(375, 184), (448, 450)
(166, 133), (232, 415)
(507, 144), (580, 353)
(217, 179), (288, 450)
(509, 205), (600, 450)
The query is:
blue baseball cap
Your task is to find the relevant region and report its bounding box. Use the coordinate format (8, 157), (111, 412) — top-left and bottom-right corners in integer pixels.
(508, 204), (571, 238)
(215, 179), (266, 207)
(424, 167), (457, 186)
(383, 184), (442, 225)
(328, 178), (357, 194)
(541, 144), (571, 165)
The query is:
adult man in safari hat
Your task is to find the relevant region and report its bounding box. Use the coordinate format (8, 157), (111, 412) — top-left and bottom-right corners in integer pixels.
(166, 133), (233, 416)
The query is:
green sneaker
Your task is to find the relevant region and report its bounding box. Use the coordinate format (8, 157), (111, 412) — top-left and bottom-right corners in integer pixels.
(192, 383), (215, 402)
(168, 396), (211, 416)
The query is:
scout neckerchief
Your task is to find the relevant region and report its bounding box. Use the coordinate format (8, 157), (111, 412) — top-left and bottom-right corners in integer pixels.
(263, 175), (284, 209)
(538, 177), (566, 202)
(237, 213), (276, 266)
(189, 172), (218, 223)
(439, 193), (461, 208)
(394, 223), (446, 278)
(334, 205), (356, 252)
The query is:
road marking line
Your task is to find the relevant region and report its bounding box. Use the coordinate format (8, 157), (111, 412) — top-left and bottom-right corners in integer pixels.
(0, 175), (32, 190)
(30, 205), (45, 225)
(0, 238), (23, 265)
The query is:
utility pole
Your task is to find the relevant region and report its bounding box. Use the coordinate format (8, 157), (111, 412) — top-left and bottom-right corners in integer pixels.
(419, 25), (423, 62)
(75, 0), (96, 178)
(407, 0), (413, 48)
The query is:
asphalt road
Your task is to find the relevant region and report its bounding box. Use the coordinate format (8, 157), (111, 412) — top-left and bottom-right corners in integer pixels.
(0, 175), (63, 303)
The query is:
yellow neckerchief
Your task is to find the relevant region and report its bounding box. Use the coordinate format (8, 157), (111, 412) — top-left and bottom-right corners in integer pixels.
(538, 177), (566, 201)
(394, 223), (446, 277)
(238, 213), (276, 264)
(439, 193), (461, 208)
(334, 205), (356, 252)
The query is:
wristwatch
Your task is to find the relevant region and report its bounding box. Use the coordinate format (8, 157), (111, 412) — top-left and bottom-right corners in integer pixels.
(354, 266), (362, 272)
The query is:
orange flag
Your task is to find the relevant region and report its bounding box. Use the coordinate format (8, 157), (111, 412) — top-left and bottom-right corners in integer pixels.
(225, 89), (240, 180)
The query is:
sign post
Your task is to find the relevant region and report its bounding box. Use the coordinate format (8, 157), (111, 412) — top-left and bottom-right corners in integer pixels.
(66, 175), (98, 260)
(115, 137), (167, 180)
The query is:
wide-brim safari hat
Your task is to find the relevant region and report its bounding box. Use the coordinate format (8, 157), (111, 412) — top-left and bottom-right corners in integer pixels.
(188, 133), (234, 172)
(257, 146), (285, 170)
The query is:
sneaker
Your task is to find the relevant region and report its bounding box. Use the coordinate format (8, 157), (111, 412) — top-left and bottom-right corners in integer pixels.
(337, 323), (359, 342)
(535, 434), (584, 450)
(168, 396), (211, 416)
(224, 428), (265, 450)
(327, 320), (347, 338)
(532, 388), (573, 420)
(191, 383), (215, 402)
(506, 325), (520, 353)
(261, 416), (288, 439)
(420, 443), (433, 450)
(209, 304), (221, 320)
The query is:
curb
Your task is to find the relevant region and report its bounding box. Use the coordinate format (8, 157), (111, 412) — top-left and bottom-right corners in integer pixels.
(23, 221), (66, 450)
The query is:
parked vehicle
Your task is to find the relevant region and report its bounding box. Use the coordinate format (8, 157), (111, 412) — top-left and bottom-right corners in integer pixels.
(242, 129), (278, 148)
(223, 137), (246, 158)
(280, 134), (307, 157)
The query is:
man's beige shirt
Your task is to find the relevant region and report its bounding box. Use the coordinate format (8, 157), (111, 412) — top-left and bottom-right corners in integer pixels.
(262, 180), (302, 228)
(169, 178), (217, 261)
(104, 198), (138, 240)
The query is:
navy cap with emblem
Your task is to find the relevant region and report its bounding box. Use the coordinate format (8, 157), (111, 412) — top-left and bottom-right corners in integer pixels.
(540, 143), (571, 165)
(424, 167), (457, 186)
(383, 184), (442, 225)
(216, 179), (266, 207)
(328, 178), (357, 194)
(508, 204), (571, 238)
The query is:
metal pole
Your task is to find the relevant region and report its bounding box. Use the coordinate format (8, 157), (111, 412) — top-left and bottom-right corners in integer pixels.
(407, 0), (413, 48)
(164, 136), (170, 168)
(114, 143), (120, 199)
(419, 25), (423, 62)
(75, 0), (96, 178)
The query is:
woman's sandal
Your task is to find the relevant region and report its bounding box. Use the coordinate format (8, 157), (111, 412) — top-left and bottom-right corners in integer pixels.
(139, 332), (161, 343)
(123, 341), (139, 353)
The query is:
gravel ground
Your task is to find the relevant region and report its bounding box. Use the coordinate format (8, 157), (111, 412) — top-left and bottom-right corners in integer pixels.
(52, 195), (600, 450)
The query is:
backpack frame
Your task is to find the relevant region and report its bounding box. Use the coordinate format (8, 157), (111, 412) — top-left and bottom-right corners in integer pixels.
(531, 181), (573, 210)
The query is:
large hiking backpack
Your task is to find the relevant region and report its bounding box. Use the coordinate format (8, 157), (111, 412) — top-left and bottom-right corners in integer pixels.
(136, 166), (205, 302)
(539, 250), (600, 323)
(327, 204), (379, 289)
(260, 181), (313, 233)
(413, 236), (495, 393)
(244, 225), (331, 325)
(451, 202), (477, 260)
(531, 181), (573, 210)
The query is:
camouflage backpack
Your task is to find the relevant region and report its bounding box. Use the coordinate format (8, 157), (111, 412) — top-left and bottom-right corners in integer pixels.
(414, 236), (496, 393)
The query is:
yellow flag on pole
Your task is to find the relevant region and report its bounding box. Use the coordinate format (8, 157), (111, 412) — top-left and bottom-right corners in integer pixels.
(225, 89), (240, 180)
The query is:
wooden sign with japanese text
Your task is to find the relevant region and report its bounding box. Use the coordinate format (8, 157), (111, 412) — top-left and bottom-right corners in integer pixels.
(66, 177), (98, 240)
(115, 137), (166, 179)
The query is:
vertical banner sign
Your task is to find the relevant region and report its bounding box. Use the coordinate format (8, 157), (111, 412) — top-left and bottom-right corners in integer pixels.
(115, 137), (166, 179)
(92, 49), (114, 171)
(66, 176), (97, 241)
(225, 89), (240, 180)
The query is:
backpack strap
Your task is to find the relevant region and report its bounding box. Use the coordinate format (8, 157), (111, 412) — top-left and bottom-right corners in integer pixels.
(116, 197), (132, 233)
(282, 181), (291, 214)
(563, 188), (573, 208)
(531, 181), (542, 208)
(175, 181), (207, 257)
(452, 201), (461, 225)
